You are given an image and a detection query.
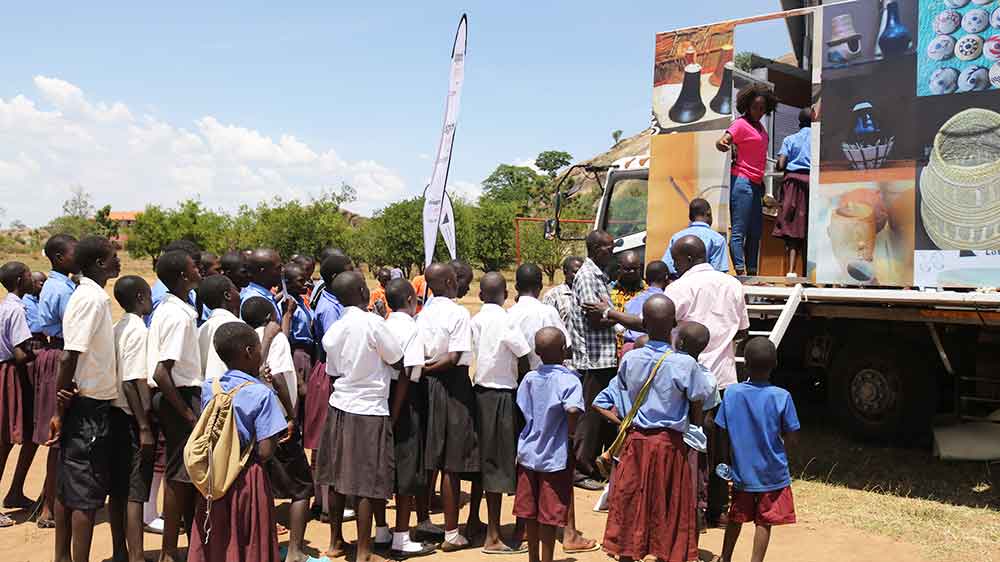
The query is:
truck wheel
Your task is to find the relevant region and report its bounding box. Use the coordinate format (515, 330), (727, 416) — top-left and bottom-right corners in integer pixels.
(828, 342), (936, 441)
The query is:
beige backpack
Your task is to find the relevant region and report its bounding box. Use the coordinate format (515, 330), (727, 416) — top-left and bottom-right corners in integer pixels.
(183, 379), (255, 501)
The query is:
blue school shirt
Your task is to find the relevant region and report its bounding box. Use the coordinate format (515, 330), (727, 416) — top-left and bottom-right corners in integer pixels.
(615, 340), (714, 433)
(240, 282), (281, 321)
(200, 369), (287, 449)
(147, 280), (198, 327)
(23, 294), (43, 334)
(779, 126), (811, 173)
(38, 271), (76, 338)
(516, 364), (585, 473)
(287, 295), (314, 347)
(714, 381), (800, 492)
(593, 374), (627, 413)
(663, 222), (729, 275)
(312, 289), (344, 340)
(622, 286), (663, 342)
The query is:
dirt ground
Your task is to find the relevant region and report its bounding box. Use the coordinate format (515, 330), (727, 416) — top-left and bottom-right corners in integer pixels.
(0, 447), (933, 562)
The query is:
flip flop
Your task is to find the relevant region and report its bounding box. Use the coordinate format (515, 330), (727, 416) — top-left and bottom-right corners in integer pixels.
(36, 517), (56, 529)
(562, 540), (600, 554)
(389, 543), (438, 560)
(0, 513), (14, 528)
(276, 523), (290, 535)
(482, 543), (529, 555)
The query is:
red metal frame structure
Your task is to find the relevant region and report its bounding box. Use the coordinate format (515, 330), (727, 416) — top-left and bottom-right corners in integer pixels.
(513, 216), (592, 264)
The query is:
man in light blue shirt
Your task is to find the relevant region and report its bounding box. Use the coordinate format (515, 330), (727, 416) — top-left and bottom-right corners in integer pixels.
(663, 199), (728, 276)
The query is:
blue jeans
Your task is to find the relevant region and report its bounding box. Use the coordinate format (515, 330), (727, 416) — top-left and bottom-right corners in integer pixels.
(729, 175), (763, 274)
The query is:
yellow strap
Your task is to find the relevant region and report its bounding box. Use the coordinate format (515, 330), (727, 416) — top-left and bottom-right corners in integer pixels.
(606, 349), (673, 457)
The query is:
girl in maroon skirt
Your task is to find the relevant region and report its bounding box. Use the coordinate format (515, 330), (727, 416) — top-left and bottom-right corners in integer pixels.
(188, 323), (288, 562)
(600, 295), (716, 562)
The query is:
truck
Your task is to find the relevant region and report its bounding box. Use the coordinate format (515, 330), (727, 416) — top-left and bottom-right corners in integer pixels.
(546, 1), (1000, 444)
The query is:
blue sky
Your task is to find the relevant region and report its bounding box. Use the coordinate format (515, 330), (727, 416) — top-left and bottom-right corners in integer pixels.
(0, 1), (792, 226)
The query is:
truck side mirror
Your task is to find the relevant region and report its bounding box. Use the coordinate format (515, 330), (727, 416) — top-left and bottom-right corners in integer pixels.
(544, 219), (557, 240)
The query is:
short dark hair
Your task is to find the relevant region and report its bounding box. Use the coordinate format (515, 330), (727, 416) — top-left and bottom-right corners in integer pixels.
(220, 251), (243, 272)
(799, 107), (813, 127)
(562, 256), (583, 273)
(689, 198), (711, 221)
(645, 260), (669, 284)
(161, 239), (202, 264)
(43, 234), (77, 261)
(75, 236), (114, 272)
(241, 296), (275, 328)
(214, 322), (260, 365)
(585, 230), (611, 253)
(156, 250), (192, 286)
(0, 261), (28, 292)
(320, 253), (353, 286)
(317, 247), (345, 265)
(516, 263), (543, 291)
(199, 275), (235, 311)
(745, 336), (778, 371)
(385, 278), (414, 310)
(114, 275), (150, 311)
(735, 83), (778, 116)
(331, 270), (364, 303)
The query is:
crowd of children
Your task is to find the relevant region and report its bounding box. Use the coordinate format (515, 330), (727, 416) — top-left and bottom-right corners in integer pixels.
(0, 232), (801, 562)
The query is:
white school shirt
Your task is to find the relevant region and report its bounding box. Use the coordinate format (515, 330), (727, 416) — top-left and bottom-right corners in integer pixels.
(323, 306), (403, 416)
(384, 311), (426, 382)
(255, 326), (298, 412)
(147, 293), (202, 388)
(113, 313), (148, 414)
(199, 308), (243, 382)
(471, 304), (532, 389)
(415, 296), (472, 365)
(506, 295), (571, 370)
(62, 276), (118, 401)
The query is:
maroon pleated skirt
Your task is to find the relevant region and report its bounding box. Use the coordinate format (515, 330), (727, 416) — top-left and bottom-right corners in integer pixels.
(188, 461), (280, 562)
(772, 172), (809, 241)
(31, 347), (61, 446)
(602, 428), (697, 562)
(0, 362), (30, 445)
(302, 362), (330, 451)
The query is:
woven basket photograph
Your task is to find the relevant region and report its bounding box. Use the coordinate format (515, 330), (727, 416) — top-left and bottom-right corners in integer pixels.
(919, 107), (1000, 250)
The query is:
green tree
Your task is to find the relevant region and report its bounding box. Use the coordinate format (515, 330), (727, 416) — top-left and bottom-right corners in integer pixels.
(519, 222), (577, 284)
(534, 150), (573, 178)
(480, 165), (547, 207)
(470, 200), (517, 272)
(125, 200), (229, 260)
(93, 205), (119, 239)
(360, 197), (425, 274)
(47, 185), (100, 238)
(248, 194), (353, 260)
(612, 129), (623, 145)
(62, 185), (94, 218)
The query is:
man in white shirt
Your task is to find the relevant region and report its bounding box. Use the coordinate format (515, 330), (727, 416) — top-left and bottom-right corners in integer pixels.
(414, 262), (477, 551)
(664, 235), (749, 528)
(146, 249), (203, 562)
(49, 235), (121, 562)
(196, 275), (244, 382)
(316, 271), (404, 562)
(468, 272), (532, 553)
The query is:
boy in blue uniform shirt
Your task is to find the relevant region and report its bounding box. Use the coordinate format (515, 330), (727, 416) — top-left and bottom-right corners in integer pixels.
(514, 327), (585, 562)
(716, 337), (800, 562)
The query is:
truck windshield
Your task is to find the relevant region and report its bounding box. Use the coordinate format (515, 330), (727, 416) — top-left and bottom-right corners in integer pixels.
(604, 175), (648, 240)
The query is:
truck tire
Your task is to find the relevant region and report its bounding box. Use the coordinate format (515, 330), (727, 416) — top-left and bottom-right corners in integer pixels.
(828, 341), (936, 441)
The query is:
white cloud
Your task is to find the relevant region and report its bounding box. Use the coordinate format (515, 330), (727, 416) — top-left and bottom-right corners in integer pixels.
(449, 180), (482, 202)
(0, 75), (409, 226)
(512, 157), (541, 173)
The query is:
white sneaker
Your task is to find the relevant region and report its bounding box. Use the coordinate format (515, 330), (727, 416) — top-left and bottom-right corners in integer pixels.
(593, 484), (610, 512)
(342, 508), (356, 521)
(375, 526), (392, 545)
(392, 534), (426, 553)
(144, 517), (164, 534)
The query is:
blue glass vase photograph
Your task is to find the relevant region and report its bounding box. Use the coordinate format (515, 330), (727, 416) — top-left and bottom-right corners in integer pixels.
(878, 0), (912, 57)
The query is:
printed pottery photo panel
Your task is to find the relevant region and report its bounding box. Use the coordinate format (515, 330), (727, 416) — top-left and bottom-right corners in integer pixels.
(652, 23), (736, 134)
(823, 0), (917, 79)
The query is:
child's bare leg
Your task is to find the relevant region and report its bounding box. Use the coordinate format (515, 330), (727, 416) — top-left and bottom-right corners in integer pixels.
(415, 485), (431, 521)
(440, 471), (461, 533)
(53, 499), (72, 562)
(561, 488), (595, 550)
(751, 524), (771, 562)
(327, 489), (347, 556)
(158, 480), (185, 562)
(483, 491), (505, 549)
(721, 520), (742, 562)
(394, 494), (412, 533)
(355, 497), (384, 562)
(40, 448), (58, 520)
(108, 495), (128, 562)
(4, 441), (38, 505)
(178, 483), (195, 541)
(126, 501), (146, 562)
(525, 519), (540, 562)
(466, 477), (484, 537)
(70, 508), (97, 562)
(285, 498), (310, 562)
(539, 523), (556, 562)
(0, 443), (11, 494)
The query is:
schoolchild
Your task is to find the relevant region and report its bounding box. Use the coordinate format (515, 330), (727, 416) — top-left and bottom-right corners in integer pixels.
(197, 275), (244, 382)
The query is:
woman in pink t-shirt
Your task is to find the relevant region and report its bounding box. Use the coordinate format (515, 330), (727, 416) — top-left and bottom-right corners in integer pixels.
(716, 84), (777, 275)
